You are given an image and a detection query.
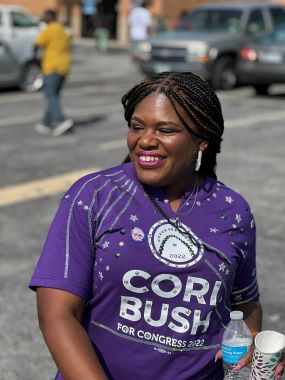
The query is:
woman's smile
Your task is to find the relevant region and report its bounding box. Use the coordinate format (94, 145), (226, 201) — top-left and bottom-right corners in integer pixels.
(137, 152), (165, 168)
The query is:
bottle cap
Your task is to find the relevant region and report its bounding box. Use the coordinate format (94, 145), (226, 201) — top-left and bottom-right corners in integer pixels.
(230, 311), (243, 320)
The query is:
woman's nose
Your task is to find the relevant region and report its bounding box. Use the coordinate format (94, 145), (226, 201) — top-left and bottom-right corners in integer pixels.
(138, 130), (159, 149)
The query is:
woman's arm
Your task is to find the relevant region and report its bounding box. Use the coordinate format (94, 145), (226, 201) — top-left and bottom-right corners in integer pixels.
(37, 287), (108, 380)
(233, 300), (262, 333)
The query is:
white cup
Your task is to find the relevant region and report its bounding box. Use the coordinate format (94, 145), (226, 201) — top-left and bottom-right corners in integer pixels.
(249, 330), (285, 380)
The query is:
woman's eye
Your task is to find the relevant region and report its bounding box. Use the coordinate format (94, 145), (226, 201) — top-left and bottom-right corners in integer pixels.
(159, 128), (174, 134)
(129, 124), (143, 132)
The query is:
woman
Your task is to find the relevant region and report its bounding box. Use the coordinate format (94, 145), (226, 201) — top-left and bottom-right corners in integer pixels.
(30, 72), (282, 379)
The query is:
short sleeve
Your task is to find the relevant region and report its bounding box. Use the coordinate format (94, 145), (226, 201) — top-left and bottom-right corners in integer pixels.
(230, 210), (259, 306)
(29, 182), (96, 301)
(35, 28), (49, 47)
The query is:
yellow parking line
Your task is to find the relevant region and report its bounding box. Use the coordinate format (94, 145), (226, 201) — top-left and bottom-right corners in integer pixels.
(0, 168), (100, 208)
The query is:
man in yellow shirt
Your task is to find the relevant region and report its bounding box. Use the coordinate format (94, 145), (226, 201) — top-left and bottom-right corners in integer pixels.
(34, 9), (73, 136)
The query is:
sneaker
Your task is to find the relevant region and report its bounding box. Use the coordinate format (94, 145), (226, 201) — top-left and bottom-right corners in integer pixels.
(34, 123), (52, 135)
(52, 119), (74, 137)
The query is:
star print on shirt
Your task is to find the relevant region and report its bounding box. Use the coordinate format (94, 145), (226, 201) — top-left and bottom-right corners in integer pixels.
(64, 194), (70, 199)
(234, 294), (243, 302)
(102, 241), (110, 249)
(250, 219), (255, 228)
(210, 227), (219, 233)
(77, 200), (83, 206)
(219, 263), (226, 272)
(130, 214), (138, 222)
(225, 196), (234, 204)
(99, 271), (104, 281)
(83, 205), (89, 211)
(235, 214), (242, 223)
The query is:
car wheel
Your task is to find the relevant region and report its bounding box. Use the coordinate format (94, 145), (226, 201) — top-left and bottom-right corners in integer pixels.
(211, 56), (237, 90)
(19, 61), (43, 93)
(253, 85), (269, 95)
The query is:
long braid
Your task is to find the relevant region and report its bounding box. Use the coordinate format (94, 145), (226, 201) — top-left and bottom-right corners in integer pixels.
(121, 72), (224, 178)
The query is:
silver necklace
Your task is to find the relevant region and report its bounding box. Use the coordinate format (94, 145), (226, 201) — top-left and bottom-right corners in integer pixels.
(145, 174), (199, 236)
(175, 173), (199, 216)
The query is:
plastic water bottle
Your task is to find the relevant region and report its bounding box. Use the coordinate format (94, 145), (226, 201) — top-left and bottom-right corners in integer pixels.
(222, 310), (252, 379)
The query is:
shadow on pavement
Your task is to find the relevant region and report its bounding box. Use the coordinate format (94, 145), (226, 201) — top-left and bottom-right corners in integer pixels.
(74, 115), (106, 127)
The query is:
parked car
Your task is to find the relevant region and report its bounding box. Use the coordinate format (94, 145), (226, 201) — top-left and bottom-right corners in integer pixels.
(136, 2), (285, 90)
(0, 5), (43, 92)
(237, 23), (285, 94)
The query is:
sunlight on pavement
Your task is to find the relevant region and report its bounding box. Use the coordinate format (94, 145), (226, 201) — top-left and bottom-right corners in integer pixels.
(0, 168), (100, 207)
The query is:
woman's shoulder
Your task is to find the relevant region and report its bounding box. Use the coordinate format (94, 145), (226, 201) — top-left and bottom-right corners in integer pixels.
(62, 165), (125, 196)
(62, 163), (136, 202)
(214, 178), (253, 214)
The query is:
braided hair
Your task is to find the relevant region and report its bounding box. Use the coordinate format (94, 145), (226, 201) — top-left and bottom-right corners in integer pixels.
(121, 71), (224, 179)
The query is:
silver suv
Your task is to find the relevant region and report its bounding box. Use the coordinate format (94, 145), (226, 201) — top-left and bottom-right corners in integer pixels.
(0, 5), (43, 92)
(137, 2), (285, 89)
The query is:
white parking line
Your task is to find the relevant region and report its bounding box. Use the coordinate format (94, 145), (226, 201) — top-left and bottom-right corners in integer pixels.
(0, 103), (122, 127)
(0, 84), (125, 104)
(226, 109), (285, 128)
(99, 139), (126, 150)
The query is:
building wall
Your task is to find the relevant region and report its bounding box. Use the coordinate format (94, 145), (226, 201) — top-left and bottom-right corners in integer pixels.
(0, 0), (58, 16)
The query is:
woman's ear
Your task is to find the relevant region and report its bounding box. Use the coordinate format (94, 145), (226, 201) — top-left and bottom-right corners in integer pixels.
(199, 141), (209, 152)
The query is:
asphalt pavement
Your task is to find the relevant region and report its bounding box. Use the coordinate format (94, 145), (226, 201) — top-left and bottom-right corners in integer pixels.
(0, 39), (285, 380)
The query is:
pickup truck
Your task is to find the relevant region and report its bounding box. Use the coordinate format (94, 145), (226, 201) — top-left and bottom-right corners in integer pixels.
(137, 2), (285, 90)
(0, 5), (43, 92)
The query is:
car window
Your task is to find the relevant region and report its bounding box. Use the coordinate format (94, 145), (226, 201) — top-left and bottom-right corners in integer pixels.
(176, 10), (242, 32)
(262, 24), (285, 43)
(11, 11), (38, 27)
(269, 8), (285, 27)
(246, 10), (266, 34)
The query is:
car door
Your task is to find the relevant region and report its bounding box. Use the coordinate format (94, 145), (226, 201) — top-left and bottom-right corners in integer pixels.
(0, 10), (19, 84)
(7, 9), (40, 64)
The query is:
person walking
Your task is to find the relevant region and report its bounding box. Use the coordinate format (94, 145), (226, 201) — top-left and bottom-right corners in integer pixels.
(34, 9), (74, 137)
(128, 0), (153, 63)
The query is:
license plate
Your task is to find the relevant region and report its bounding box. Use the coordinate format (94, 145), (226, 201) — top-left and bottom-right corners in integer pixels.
(153, 63), (171, 73)
(259, 51), (283, 63)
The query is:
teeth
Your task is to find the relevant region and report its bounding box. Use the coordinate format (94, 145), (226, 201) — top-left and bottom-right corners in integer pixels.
(139, 156), (160, 162)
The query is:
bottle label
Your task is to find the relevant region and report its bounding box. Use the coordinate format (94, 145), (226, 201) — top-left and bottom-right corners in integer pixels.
(222, 343), (248, 364)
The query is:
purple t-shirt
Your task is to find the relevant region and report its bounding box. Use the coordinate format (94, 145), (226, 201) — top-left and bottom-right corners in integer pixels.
(29, 162), (259, 380)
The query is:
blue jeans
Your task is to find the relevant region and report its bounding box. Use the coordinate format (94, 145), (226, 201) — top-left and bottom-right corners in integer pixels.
(42, 72), (66, 128)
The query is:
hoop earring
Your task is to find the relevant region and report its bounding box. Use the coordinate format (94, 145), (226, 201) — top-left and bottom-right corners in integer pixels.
(195, 150), (202, 172)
